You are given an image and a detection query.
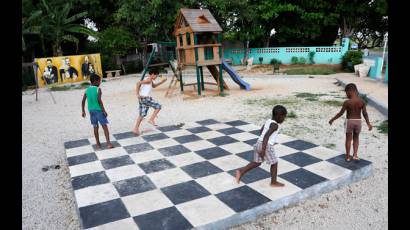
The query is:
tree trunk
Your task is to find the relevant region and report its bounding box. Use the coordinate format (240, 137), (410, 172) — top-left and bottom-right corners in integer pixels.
(52, 43), (63, 57)
(243, 40), (249, 66)
(40, 35), (46, 57)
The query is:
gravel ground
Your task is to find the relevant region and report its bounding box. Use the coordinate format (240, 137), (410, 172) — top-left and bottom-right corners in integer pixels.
(22, 73), (388, 230)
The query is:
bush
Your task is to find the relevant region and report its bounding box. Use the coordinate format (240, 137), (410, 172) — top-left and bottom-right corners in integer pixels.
(123, 60), (144, 74)
(270, 58), (281, 65)
(291, 56), (299, 65)
(22, 66), (36, 91)
(376, 120), (388, 134)
(342, 50), (363, 72)
(298, 57), (307, 64)
(308, 51), (315, 64)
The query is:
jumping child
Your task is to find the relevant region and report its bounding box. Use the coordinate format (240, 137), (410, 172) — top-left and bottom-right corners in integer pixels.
(329, 83), (372, 161)
(81, 73), (113, 149)
(236, 105), (287, 187)
(133, 69), (167, 135)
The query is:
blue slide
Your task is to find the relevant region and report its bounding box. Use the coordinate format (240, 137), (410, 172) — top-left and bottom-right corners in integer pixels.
(222, 60), (251, 91)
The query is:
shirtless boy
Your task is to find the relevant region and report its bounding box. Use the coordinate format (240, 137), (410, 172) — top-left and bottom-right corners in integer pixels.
(329, 83), (372, 161)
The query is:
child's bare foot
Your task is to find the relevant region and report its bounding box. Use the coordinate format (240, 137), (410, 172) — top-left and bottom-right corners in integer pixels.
(270, 181), (285, 187)
(132, 129), (141, 136)
(107, 143), (114, 149)
(95, 143), (101, 150)
(148, 120), (158, 127)
(235, 170), (241, 184)
(345, 155), (351, 162)
(353, 156), (360, 161)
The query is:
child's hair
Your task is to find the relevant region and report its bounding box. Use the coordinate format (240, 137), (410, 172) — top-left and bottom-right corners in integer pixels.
(149, 69), (159, 75)
(46, 58), (52, 62)
(345, 83), (358, 92)
(90, 73), (100, 84)
(272, 105), (287, 117)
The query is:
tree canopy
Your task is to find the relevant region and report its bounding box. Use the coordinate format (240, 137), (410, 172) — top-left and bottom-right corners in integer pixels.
(22, 0), (387, 60)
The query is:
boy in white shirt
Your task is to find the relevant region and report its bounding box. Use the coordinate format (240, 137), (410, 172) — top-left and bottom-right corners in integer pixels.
(133, 69), (167, 135)
(236, 105), (287, 187)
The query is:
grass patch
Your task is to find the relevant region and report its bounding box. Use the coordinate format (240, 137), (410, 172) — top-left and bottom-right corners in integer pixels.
(305, 97), (318, 101)
(324, 143), (336, 149)
(321, 100), (344, 107)
(284, 66), (336, 75)
(50, 82), (90, 91)
(376, 120), (388, 134)
(295, 92), (327, 98)
(287, 111), (297, 118)
(245, 98), (298, 107)
(359, 93), (368, 105)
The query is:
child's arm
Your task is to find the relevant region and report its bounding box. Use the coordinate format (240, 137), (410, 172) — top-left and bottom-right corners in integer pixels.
(329, 101), (347, 125)
(152, 77), (167, 88)
(81, 93), (87, 117)
(97, 88), (108, 117)
(362, 104), (373, 130)
(260, 123), (278, 156)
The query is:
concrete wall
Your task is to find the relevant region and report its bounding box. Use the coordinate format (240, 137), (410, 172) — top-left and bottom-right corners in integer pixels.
(223, 38), (350, 65)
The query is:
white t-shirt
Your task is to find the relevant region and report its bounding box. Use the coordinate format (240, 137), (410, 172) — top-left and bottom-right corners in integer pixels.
(257, 119), (280, 145)
(139, 80), (152, 97)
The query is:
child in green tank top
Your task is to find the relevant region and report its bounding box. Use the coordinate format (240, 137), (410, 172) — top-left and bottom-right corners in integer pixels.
(81, 73), (113, 149)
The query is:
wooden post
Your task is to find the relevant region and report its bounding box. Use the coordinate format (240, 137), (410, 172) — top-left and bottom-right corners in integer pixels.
(217, 34), (224, 93)
(200, 66), (204, 90)
(32, 62), (38, 101)
(194, 33), (201, 95)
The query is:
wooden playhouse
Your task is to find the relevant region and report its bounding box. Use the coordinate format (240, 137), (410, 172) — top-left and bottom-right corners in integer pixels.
(174, 8), (228, 95)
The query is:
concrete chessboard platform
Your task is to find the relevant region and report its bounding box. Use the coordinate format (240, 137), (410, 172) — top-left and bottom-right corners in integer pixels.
(64, 119), (372, 230)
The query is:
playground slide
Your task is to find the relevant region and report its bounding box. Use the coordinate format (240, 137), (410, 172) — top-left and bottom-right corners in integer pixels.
(222, 60), (251, 91)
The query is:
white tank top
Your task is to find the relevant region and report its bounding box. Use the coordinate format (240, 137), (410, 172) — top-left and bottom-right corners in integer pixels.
(257, 119), (280, 145)
(139, 82), (152, 97)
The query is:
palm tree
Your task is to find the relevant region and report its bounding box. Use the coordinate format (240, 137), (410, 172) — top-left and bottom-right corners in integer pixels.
(22, 10), (42, 52)
(40, 0), (97, 56)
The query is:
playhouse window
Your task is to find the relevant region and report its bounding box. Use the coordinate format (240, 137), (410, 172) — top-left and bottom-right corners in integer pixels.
(186, 33), (191, 46)
(179, 34), (183, 46)
(205, 47), (214, 60)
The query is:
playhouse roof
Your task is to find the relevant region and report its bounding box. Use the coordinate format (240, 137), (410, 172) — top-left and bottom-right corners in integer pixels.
(175, 8), (223, 33)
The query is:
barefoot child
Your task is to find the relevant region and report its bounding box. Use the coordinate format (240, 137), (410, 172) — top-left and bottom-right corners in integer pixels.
(133, 69), (167, 135)
(236, 105), (287, 187)
(81, 73), (113, 149)
(329, 83), (372, 161)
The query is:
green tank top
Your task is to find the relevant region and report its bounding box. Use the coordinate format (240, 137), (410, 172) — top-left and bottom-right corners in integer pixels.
(85, 86), (102, 111)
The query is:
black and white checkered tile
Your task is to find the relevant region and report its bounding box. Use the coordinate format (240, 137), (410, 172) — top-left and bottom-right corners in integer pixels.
(64, 119), (372, 230)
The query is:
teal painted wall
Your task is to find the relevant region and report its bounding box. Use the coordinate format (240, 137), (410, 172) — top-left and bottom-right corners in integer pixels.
(367, 57), (383, 79)
(223, 38), (350, 65)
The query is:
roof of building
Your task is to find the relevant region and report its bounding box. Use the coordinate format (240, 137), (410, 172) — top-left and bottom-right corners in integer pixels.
(175, 8), (223, 33)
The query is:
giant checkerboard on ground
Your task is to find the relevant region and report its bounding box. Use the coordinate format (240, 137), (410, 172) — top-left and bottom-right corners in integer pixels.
(64, 119), (372, 230)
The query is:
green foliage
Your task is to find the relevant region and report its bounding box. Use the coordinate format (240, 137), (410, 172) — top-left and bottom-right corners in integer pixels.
(376, 120), (388, 134)
(38, 0), (98, 56)
(123, 60), (144, 74)
(98, 26), (137, 57)
(270, 58), (281, 65)
(285, 67), (336, 75)
(287, 111), (297, 118)
(321, 100), (344, 106)
(359, 93), (368, 105)
(308, 51), (316, 64)
(22, 66), (36, 90)
(291, 56), (299, 65)
(342, 51), (363, 72)
(298, 57), (307, 64)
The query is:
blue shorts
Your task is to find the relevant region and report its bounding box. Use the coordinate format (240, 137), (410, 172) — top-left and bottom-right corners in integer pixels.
(89, 110), (109, 127)
(139, 97), (162, 117)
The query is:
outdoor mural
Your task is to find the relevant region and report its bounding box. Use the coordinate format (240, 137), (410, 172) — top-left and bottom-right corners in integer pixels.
(34, 53), (102, 87)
